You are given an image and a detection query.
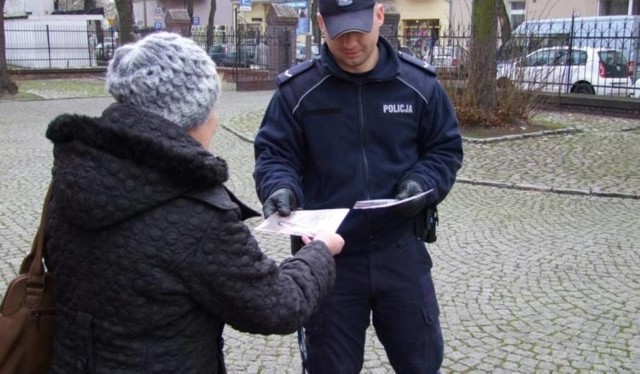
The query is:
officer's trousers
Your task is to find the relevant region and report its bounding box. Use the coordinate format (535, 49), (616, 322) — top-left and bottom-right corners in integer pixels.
(304, 235), (444, 373)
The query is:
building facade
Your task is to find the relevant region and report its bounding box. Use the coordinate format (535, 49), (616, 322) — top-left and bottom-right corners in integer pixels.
(4, 0), (54, 16)
(392, 0), (450, 52)
(450, 0), (639, 31)
(132, 0), (233, 31)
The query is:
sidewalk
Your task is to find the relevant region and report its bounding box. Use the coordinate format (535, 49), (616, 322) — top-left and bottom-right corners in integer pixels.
(1, 92), (639, 373)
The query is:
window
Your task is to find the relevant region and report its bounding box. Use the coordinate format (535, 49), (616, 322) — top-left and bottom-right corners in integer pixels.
(554, 50), (588, 65)
(524, 49), (556, 66)
(401, 19), (440, 59)
(599, 50), (627, 66)
(510, 1), (526, 11)
(510, 1), (526, 29)
(599, 0), (639, 15)
(511, 14), (525, 29)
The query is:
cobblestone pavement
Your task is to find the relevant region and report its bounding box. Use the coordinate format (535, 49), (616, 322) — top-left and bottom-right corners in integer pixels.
(1, 92), (639, 373)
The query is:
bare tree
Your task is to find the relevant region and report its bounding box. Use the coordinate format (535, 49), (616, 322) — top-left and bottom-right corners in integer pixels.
(311, 0), (320, 46)
(0, 0), (18, 95)
(186, 0), (193, 37)
(468, 0), (498, 112)
(114, 0), (135, 44)
(497, 0), (511, 45)
(206, 0), (217, 48)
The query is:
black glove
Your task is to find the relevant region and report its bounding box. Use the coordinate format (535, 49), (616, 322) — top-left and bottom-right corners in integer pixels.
(395, 179), (423, 200)
(394, 179), (426, 218)
(263, 188), (296, 218)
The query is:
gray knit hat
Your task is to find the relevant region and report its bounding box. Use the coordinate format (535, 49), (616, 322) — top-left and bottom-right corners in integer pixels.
(106, 32), (220, 130)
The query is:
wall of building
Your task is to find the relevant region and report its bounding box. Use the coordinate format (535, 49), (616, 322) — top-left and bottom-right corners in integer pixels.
(449, 0), (606, 31)
(448, 0), (472, 29)
(131, 0), (233, 31)
(4, 0), (54, 16)
(395, 0), (450, 23)
(235, 2), (271, 32)
(525, 0), (598, 20)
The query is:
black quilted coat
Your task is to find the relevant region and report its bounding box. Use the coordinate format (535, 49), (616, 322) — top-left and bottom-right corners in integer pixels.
(44, 103), (336, 373)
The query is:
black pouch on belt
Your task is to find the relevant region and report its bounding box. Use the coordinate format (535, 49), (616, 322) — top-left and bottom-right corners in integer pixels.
(417, 207), (439, 243)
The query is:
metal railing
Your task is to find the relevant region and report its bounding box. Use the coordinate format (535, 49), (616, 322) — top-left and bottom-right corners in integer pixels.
(5, 20), (639, 98)
(4, 24), (119, 68)
(396, 20), (640, 98)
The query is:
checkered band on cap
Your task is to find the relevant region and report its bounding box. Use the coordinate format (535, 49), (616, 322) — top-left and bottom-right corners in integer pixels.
(106, 32), (220, 130)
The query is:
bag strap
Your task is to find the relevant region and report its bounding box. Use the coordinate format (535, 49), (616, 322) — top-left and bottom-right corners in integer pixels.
(19, 183), (53, 275)
(18, 183), (53, 308)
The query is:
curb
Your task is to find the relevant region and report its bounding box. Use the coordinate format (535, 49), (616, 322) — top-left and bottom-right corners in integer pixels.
(222, 124), (255, 144)
(457, 178), (639, 199)
(221, 122), (637, 200)
(224, 124), (584, 146)
(462, 127), (582, 143)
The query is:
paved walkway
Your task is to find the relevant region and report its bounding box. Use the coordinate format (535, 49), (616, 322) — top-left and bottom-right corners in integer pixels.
(1, 91), (639, 373)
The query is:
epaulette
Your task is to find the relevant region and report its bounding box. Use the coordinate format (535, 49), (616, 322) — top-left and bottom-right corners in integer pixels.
(397, 51), (436, 76)
(277, 59), (316, 86)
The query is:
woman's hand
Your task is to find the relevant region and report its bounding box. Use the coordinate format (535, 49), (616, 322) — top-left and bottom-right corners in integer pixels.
(302, 230), (344, 256)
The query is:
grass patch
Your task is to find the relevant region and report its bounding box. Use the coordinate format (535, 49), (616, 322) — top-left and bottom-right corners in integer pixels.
(0, 91), (42, 101)
(529, 115), (575, 130)
(2, 78), (109, 100)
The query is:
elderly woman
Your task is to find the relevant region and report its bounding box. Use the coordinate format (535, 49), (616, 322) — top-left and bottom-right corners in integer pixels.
(44, 32), (343, 373)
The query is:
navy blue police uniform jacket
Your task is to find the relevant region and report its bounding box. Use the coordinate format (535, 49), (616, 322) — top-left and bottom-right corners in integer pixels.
(254, 37), (463, 255)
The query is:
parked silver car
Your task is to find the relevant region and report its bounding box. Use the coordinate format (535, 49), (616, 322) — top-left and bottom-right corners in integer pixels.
(424, 45), (468, 77)
(296, 43), (320, 63)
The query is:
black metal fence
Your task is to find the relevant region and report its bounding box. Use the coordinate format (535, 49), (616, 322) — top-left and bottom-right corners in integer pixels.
(396, 18), (640, 98)
(4, 22), (300, 90)
(4, 23), (115, 68)
(189, 29), (299, 90)
(5, 19), (640, 97)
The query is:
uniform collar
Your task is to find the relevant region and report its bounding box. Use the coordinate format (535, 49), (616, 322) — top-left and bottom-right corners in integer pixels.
(320, 36), (400, 82)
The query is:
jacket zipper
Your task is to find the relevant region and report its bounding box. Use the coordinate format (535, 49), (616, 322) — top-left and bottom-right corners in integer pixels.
(358, 85), (371, 200)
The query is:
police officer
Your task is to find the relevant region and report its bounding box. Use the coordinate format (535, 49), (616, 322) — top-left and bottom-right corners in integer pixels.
(253, 1), (463, 372)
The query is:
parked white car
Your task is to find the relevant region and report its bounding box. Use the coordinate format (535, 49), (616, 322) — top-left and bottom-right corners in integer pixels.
(497, 46), (631, 96)
(632, 78), (640, 98)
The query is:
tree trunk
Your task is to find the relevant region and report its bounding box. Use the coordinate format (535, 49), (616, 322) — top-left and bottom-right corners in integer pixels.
(186, 0), (194, 37)
(0, 0), (18, 95)
(311, 0), (320, 45)
(115, 0), (135, 44)
(468, 0), (498, 112)
(497, 0), (511, 45)
(206, 0), (217, 48)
